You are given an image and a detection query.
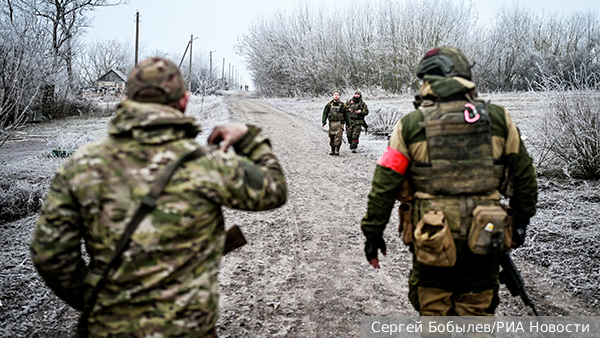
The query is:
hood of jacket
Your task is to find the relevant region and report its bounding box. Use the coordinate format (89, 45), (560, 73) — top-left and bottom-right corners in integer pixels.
(108, 100), (201, 144)
(419, 75), (476, 100)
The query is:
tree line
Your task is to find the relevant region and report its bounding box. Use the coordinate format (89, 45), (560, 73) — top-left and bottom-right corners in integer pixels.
(236, 0), (600, 96)
(0, 0), (229, 137)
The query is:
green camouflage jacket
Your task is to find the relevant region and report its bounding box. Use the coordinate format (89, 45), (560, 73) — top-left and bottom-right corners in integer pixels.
(31, 100), (287, 337)
(346, 97), (369, 121)
(361, 76), (537, 240)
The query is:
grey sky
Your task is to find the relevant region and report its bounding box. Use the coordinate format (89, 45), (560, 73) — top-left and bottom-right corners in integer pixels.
(85, 0), (599, 88)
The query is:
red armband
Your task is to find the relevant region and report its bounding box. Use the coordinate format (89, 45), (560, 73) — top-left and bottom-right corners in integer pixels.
(377, 147), (410, 175)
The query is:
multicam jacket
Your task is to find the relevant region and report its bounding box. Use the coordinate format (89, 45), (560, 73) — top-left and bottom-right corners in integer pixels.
(31, 100), (287, 337)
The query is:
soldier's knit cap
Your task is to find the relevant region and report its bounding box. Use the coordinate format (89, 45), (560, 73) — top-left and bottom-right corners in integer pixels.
(354, 90), (361, 95)
(127, 58), (187, 104)
(416, 46), (472, 80)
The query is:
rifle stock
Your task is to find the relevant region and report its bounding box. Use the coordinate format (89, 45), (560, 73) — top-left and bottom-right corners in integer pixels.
(499, 251), (539, 316)
(224, 225), (247, 255)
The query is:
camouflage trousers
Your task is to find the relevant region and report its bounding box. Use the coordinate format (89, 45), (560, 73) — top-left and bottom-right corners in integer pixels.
(347, 120), (363, 149)
(328, 121), (344, 147)
(414, 287), (496, 338)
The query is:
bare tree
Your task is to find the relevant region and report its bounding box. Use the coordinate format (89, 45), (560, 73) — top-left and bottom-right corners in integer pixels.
(78, 38), (133, 87)
(28, 0), (127, 86)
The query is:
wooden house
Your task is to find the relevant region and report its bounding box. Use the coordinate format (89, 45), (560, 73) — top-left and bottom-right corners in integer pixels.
(97, 69), (127, 91)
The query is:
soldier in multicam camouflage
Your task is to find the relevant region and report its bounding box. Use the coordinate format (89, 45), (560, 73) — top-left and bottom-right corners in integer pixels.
(30, 57), (287, 338)
(346, 91), (369, 153)
(322, 91), (350, 155)
(361, 47), (537, 336)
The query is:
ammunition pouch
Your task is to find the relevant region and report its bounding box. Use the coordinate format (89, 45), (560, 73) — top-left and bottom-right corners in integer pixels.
(468, 205), (511, 255)
(413, 197), (513, 255)
(413, 211), (456, 267)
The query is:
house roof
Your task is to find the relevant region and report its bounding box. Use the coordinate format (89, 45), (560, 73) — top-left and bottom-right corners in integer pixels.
(98, 69), (127, 82)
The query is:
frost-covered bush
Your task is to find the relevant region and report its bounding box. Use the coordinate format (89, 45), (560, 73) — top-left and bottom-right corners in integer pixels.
(46, 132), (96, 156)
(537, 92), (600, 179)
(365, 105), (404, 134)
(0, 181), (44, 225)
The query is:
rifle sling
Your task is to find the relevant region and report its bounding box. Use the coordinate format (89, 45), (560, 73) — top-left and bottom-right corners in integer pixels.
(75, 146), (207, 337)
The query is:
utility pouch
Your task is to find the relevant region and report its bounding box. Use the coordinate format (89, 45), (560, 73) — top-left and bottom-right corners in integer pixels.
(398, 202), (414, 245)
(413, 211), (456, 267)
(468, 205), (508, 255)
(502, 205), (514, 250)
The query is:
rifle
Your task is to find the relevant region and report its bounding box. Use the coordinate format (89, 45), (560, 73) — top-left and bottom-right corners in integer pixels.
(499, 251), (539, 316)
(224, 225), (247, 255)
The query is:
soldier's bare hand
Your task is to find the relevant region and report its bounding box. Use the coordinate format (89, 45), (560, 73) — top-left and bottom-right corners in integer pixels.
(208, 124), (249, 152)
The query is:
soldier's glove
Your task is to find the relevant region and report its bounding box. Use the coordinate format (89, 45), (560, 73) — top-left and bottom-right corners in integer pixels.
(512, 216), (529, 248)
(364, 236), (387, 262)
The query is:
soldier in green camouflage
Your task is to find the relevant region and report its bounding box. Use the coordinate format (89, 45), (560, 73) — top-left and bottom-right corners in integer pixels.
(322, 91), (350, 155)
(30, 57), (287, 338)
(346, 91), (369, 153)
(361, 47), (537, 328)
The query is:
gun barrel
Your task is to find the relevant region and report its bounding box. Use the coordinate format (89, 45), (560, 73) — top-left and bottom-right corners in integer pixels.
(500, 252), (540, 316)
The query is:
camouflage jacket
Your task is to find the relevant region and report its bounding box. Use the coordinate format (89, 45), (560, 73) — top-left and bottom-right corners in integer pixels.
(346, 97), (369, 120)
(361, 76), (537, 239)
(322, 100), (350, 126)
(31, 100), (287, 337)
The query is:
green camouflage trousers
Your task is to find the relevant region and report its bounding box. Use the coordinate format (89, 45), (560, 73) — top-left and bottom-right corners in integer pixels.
(347, 120), (363, 149)
(328, 121), (344, 147)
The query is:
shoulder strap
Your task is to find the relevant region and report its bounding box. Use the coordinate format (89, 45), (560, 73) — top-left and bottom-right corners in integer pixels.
(75, 146), (207, 337)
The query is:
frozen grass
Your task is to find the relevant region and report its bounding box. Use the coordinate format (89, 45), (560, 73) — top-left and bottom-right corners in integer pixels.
(0, 181), (44, 225)
(518, 178), (600, 309)
(46, 131), (96, 154)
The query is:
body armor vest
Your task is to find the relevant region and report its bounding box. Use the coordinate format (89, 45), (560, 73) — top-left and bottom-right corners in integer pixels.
(328, 102), (344, 121)
(409, 100), (504, 195)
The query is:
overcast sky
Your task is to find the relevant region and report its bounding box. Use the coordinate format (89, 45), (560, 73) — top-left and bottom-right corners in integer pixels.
(85, 0), (599, 89)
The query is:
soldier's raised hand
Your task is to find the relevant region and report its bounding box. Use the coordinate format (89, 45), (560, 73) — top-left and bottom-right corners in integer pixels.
(208, 124), (249, 152)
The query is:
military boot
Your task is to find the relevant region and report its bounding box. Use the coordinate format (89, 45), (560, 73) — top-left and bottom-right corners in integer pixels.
(330, 146), (335, 155)
(334, 146), (340, 156)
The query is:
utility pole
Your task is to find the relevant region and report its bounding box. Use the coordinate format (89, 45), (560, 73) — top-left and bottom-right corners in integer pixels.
(188, 34), (193, 92)
(222, 57), (225, 89)
(228, 63), (231, 89)
(134, 11), (140, 65)
(209, 50), (217, 89)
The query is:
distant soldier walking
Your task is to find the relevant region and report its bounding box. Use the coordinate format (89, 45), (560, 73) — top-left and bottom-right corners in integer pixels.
(322, 91), (350, 155)
(346, 90), (369, 153)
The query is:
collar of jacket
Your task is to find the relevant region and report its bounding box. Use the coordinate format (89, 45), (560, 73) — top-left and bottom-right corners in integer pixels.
(108, 100), (202, 144)
(419, 75), (476, 100)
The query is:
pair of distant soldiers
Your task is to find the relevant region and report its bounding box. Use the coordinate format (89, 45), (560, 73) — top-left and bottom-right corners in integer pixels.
(322, 91), (369, 155)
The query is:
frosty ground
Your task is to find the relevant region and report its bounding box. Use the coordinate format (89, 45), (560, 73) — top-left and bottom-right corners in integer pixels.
(0, 91), (599, 337)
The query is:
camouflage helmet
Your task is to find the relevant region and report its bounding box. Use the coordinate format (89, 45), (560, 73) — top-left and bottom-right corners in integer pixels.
(127, 58), (187, 104)
(416, 46), (472, 80)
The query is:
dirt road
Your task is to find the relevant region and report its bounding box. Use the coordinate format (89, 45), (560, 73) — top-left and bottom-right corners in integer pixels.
(216, 92), (414, 337)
